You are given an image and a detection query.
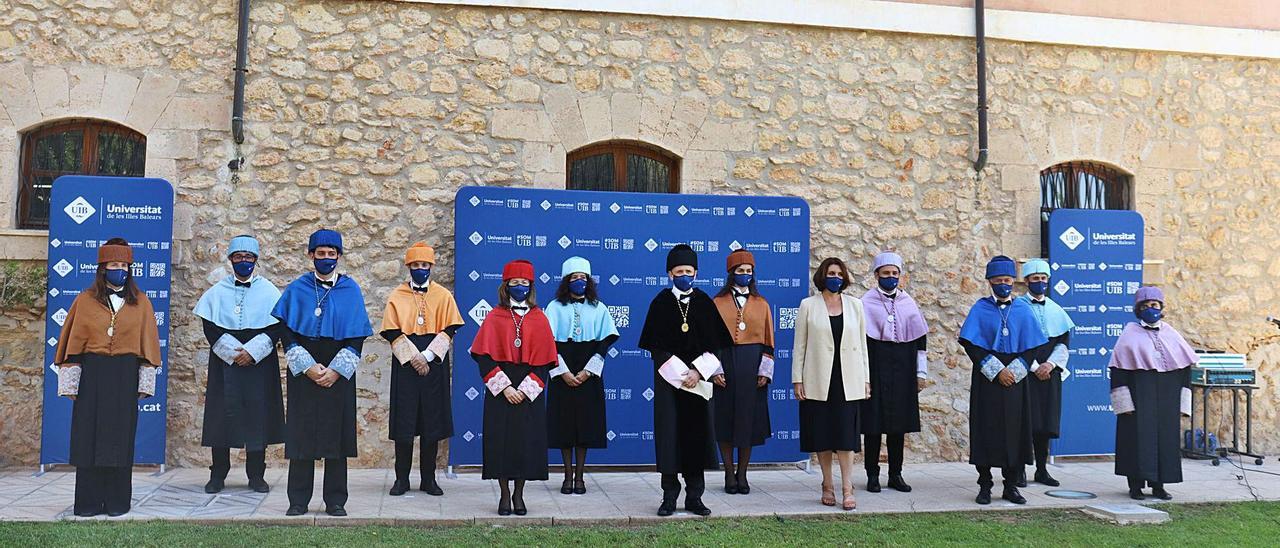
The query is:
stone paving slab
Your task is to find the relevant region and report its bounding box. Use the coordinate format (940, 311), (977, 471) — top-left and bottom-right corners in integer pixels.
(0, 459), (1274, 524)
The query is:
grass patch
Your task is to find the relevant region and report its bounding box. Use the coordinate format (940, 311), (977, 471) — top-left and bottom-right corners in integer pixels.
(1, 502), (1278, 546)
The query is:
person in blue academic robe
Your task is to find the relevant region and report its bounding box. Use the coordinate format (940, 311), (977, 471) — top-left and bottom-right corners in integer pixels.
(1017, 259), (1074, 488)
(957, 256), (1047, 506)
(271, 229), (372, 517)
(193, 235), (285, 494)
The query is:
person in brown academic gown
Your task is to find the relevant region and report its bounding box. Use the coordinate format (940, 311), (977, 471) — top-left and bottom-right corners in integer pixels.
(56, 239), (162, 517)
(710, 249), (775, 495)
(381, 242), (464, 497)
(637, 244), (734, 517)
(470, 259), (557, 516)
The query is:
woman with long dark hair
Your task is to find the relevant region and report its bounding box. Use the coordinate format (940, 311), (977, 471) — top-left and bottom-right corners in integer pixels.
(544, 257), (619, 495)
(56, 238), (162, 517)
(710, 249), (774, 495)
(471, 260), (556, 515)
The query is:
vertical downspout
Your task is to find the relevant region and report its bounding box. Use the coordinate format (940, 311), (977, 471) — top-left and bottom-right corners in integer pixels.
(229, 0), (250, 173)
(972, 0), (989, 173)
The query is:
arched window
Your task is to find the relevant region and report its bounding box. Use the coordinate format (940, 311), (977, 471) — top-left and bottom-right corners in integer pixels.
(1040, 161), (1133, 256)
(17, 119), (147, 229)
(566, 141), (680, 193)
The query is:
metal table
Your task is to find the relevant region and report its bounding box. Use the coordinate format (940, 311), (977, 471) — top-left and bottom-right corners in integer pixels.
(1183, 383), (1265, 466)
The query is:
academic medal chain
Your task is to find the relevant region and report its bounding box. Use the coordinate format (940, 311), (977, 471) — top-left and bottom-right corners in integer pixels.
(413, 290), (428, 326)
(512, 309), (525, 348)
(997, 301), (1011, 338)
(734, 294), (747, 335)
(313, 277), (336, 318)
(676, 295), (691, 333)
(105, 301), (119, 338)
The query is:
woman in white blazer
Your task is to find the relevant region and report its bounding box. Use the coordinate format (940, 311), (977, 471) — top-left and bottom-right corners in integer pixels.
(793, 257), (871, 511)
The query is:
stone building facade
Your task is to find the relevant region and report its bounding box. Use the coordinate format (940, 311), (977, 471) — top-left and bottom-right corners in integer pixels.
(1, 0), (1278, 468)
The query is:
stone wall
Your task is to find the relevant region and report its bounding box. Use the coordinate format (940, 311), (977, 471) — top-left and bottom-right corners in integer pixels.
(0, 0), (1277, 468)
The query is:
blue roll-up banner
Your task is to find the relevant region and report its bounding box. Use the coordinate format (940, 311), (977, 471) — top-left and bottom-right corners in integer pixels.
(39, 176), (174, 466)
(1047, 209), (1144, 457)
(452, 186), (810, 466)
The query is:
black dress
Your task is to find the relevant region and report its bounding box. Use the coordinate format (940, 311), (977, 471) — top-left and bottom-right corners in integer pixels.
(281, 334), (362, 459)
(799, 314), (862, 453)
(861, 336), (924, 435)
(70, 354), (141, 468)
(547, 337), (616, 449)
(714, 343), (772, 448)
(1026, 333), (1069, 438)
(476, 355), (550, 480)
(383, 328), (458, 443)
(959, 340), (1034, 468)
(1112, 366), (1190, 484)
(200, 320), (286, 451)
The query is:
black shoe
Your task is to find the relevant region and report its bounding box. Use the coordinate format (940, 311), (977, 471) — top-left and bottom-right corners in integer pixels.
(1002, 487), (1027, 505)
(1034, 470), (1060, 487)
(866, 475), (882, 493)
(657, 500), (676, 517)
(736, 476), (750, 495)
(724, 473), (738, 495)
(1129, 489), (1146, 500)
(561, 478), (574, 495)
(976, 487), (992, 505)
(325, 506), (347, 517)
(249, 477), (270, 493)
(498, 498), (512, 516)
(422, 477), (444, 496)
(1015, 470), (1028, 488)
(513, 494), (527, 516)
(685, 500), (712, 516)
(204, 477), (225, 494)
(573, 479), (586, 495)
(888, 475), (912, 493)
(286, 505), (307, 516)
(74, 508), (102, 517)
(389, 479), (410, 496)
(1151, 487), (1173, 500)
(106, 510), (128, 517)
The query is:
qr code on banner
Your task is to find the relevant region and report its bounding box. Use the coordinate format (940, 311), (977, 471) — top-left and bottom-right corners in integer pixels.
(778, 307), (799, 330)
(607, 305), (630, 329)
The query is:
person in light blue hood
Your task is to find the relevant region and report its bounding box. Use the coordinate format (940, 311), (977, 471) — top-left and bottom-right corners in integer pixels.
(1016, 259), (1075, 488)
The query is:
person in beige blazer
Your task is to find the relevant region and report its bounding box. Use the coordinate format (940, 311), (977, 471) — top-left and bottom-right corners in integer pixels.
(792, 257), (871, 511)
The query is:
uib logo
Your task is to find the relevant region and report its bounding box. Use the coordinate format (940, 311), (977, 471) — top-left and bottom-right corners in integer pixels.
(1058, 227), (1085, 250)
(64, 196), (96, 224)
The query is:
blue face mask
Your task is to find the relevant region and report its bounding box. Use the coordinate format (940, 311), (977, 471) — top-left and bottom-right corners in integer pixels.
(313, 258), (338, 275)
(672, 275), (694, 291)
(878, 276), (899, 292)
(232, 260), (256, 278)
(569, 278), (588, 296)
(410, 268), (431, 285)
(1137, 306), (1163, 324)
(732, 273), (753, 288)
(991, 283), (1013, 299)
(824, 276), (844, 293)
(104, 268), (128, 287)
(507, 284), (530, 302)
(1027, 281), (1049, 296)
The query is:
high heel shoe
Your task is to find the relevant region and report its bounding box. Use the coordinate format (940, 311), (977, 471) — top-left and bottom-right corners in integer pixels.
(736, 474), (750, 495)
(724, 472), (738, 494)
(513, 493), (527, 516)
(821, 483), (836, 507)
(842, 487), (857, 511)
(498, 494), (512, 516)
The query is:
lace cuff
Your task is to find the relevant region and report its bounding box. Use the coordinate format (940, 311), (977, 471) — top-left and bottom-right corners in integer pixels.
(138, 366), (158, 397)
(1007, 359), (1029, 383)
(1181, 386), (1192, 416)
(757, 354), (775, 382)
(980, 355), (1004, 381)
(1111, 386), (1135, 414)
(584, 354), (606, 377)
(485, 369), (513, 396)
(916, 350), (928, 379)
(212, 334), (241, 364)
(58, 365), (82, 397)
(392, 335), (421, 365)
(243, 334), (275, 364)
(286, 344), (317, 376)
(548, 354), (571, 377)
(518, 374), (544, 401)
(329, 348), (359, 379)
(1048, 344), (1070, 370)
(692, 352), (722, 380)
(425, 333), (452, 363)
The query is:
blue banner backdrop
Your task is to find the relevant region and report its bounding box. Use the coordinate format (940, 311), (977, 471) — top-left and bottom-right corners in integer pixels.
(1047, 209), (1145, 457)
(40, 176), (174, 465)
(451, 186), (811, 466)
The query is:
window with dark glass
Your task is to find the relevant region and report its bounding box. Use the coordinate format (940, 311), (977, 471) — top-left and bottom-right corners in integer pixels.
(1040, 161), (1133, 256)
(566, 141), (680, 193)
(17, 119), (147, 229)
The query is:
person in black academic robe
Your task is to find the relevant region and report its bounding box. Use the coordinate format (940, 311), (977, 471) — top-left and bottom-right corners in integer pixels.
(637, 244), (734, 517)
(193, 235), (286, 494)
(271, 229), (373, 517)
(957, 256), (1047, 506)
(471, 259), (557, 516)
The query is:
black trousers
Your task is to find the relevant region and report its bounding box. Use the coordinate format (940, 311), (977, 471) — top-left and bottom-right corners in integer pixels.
(1032, 433), (1052, 470)
(211, 448), (267, 480)
(863, 433), (905, 476)
(976, 466), (1018, 489)
(394, 439), (439, 483)
(661, 472), (705, 504)
(74, 466), (132, 515)
(288, 458), (347, 509)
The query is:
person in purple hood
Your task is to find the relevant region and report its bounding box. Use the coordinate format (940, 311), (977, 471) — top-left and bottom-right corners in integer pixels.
(1109, 286), (1198, 501)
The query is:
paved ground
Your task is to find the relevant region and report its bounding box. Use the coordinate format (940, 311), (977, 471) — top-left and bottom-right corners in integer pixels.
(0, 458), (1275, 525)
